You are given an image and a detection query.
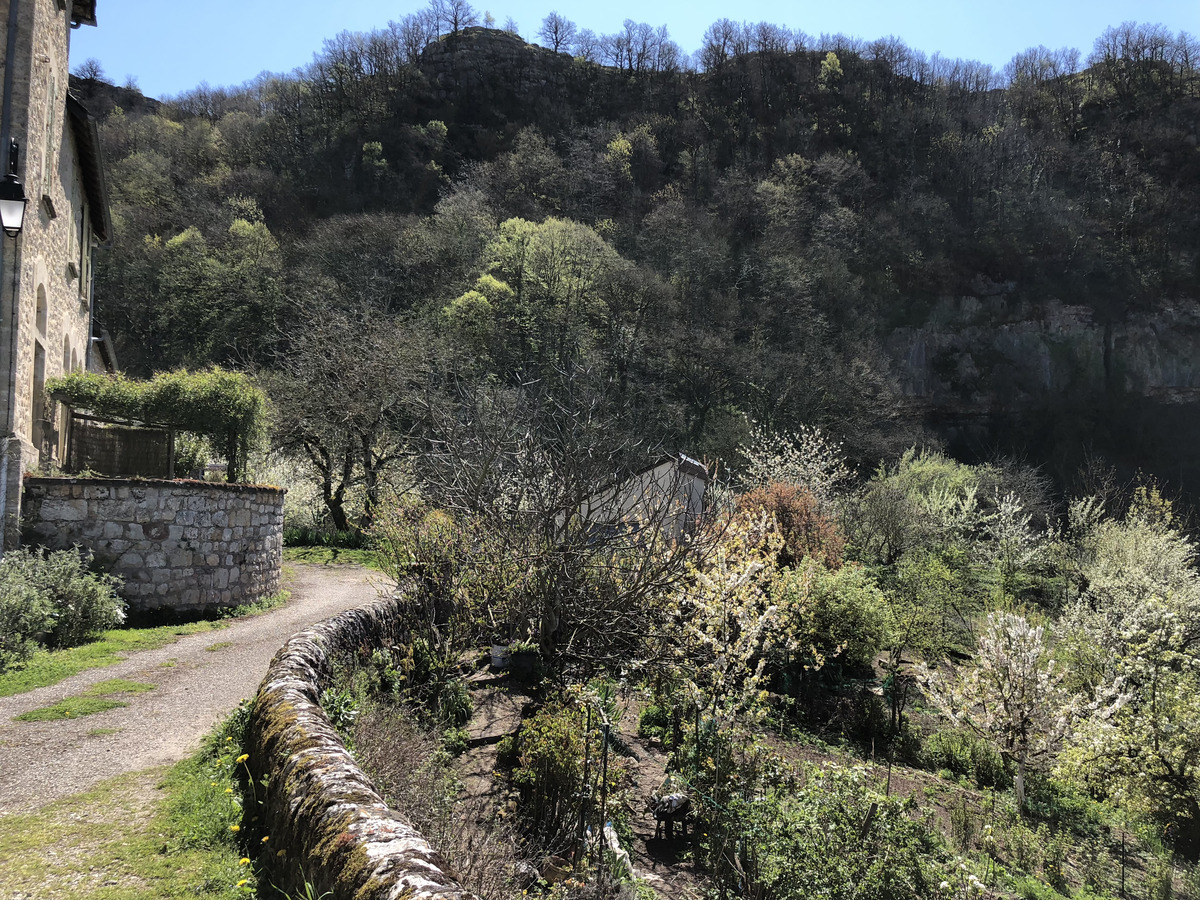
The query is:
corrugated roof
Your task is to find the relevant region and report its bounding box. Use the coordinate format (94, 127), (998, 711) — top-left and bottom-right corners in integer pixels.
(70, 1), (97, 27)
(65, 93), (111, 244)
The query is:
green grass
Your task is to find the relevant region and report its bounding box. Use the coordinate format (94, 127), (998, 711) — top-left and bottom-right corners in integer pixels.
(87, 727), (122, 736)
(205, 642), (234, 652)
(0, 620), (225, 698)
(0, 762), (254, 898)
(85, 679), (157, 696)
(15, 696), (129, 722)
(14, 678), (157, 721)
(284, 544), (380, 569)
(219, 589), (290, 618)
(0, 590), (289, 700)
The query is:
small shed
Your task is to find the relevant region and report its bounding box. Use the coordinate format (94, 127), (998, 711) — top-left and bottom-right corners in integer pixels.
(576, 453), (709, 542)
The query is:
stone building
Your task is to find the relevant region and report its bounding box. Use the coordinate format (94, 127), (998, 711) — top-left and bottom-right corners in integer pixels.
(0, 0), (110, 546)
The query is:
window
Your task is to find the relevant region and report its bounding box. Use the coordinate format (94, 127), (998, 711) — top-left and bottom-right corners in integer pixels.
(41, 73), (57, 198)
(35, 285), (47, 336)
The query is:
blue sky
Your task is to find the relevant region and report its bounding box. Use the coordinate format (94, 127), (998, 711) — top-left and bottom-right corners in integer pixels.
(73, 0), (1200, 100)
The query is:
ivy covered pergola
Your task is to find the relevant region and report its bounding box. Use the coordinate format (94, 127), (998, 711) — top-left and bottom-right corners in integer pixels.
(47, 368), (267, 482)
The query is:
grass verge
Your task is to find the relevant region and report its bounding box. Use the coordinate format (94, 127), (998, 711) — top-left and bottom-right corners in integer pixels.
(0, 590), (289, 699)
(0, 622), (219, 699)
(0, 706), (258, 898)
(284, 544), (380, 569)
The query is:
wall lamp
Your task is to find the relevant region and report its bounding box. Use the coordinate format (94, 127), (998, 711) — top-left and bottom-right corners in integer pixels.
(0, 139), (28, 237)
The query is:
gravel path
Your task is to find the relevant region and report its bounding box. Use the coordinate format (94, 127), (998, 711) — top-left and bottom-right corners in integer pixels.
(0, 563), (384, 813)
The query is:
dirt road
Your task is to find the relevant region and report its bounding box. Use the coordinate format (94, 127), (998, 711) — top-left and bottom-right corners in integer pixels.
(0, 563), (383, 813)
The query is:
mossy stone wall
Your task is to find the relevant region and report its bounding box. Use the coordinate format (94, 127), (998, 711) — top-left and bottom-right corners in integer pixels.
(245, 591), (472, 900)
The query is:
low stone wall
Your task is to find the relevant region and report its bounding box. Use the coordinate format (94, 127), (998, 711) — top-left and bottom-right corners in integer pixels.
(22, 476), (284, 613)
(246, 591), (471, 900)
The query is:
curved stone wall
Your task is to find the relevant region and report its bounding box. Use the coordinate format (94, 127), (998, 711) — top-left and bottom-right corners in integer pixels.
(22, 476), (283, 613)
(245, 591), (471, 900)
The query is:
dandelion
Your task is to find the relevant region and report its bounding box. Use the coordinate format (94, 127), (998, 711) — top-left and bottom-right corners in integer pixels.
(261, 835), (269, 842)
(239, 858), (250, 865)
(226, 736), (233, 742)
(225, 787), (234, 794)
(230, 825), (240, 833)
(236, 753), (249, 763)
(276, 849), (286, 857)
(237, 879), (248, 887)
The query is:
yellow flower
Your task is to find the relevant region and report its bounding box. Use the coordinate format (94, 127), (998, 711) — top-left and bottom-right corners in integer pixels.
(229, 825), (240, 833)
(237, 879), (248, 887)
(226, 736), (233, 742)
(275, 849), (286, 857)
(236, 754), (249, 764)
(225, 787), (233, 794)
(261, 835), (269, 842)
(239, 858), (250, 865)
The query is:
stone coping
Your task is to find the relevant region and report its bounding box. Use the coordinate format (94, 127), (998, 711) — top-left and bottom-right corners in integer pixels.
(24, 474), (285, 494)
(245, 590), (473, 900)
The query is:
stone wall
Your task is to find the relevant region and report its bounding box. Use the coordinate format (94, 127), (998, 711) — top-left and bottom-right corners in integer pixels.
(245, 591), (471, 900)
(21, 476), (283, 613)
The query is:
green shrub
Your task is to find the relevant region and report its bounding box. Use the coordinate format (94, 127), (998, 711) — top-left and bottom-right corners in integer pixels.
(436, 679), (473, 727)
(512, 701), (627, 854)
(442, 726), (469, 756)
(752, 764), (936, 900)
(0, 547), (125, 670)
(922, 728), (1010, 790)
(320, 686), (360, 741)
(2, 548), (125, 649)
(637, 701), (672, 745)
(0, 575), (46, 672)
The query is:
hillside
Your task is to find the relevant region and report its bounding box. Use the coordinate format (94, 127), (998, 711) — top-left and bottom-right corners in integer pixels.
(82, 18), (1200, 493)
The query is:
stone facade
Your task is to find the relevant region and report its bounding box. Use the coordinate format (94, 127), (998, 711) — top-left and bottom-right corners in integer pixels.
(0, 0), (108, 547)
(22, 476), (283, 613)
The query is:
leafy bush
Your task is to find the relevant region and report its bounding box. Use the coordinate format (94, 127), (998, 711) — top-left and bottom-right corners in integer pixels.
(319, 686), (360, 740)
(751, 764), (936, 900)
(774, 558), (889, 677)
(922, 728), (1010, 790)
(637, 701), (672, 745)
(0, 575), (46, 672)
(0, 547), (125, 670)
(511, 700), (627, 856)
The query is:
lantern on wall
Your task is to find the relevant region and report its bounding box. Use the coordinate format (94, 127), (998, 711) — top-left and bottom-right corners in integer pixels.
(0, 139), (28, 238)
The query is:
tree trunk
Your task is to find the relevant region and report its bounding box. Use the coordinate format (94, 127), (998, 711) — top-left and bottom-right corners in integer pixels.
(1015, 755), (1027, 814)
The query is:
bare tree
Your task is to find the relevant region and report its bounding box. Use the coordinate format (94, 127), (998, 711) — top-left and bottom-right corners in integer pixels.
(572, 28), (600, 62)
(267, 295), (425, 532)
(403, 366), (716, 680)
(538, 12), (577, 54)
(72, 57), (106, 82)
(429, 0), (478, 36)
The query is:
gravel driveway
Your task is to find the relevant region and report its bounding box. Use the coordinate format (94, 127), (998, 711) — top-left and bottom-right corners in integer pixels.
(0, 563), (384, 813)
